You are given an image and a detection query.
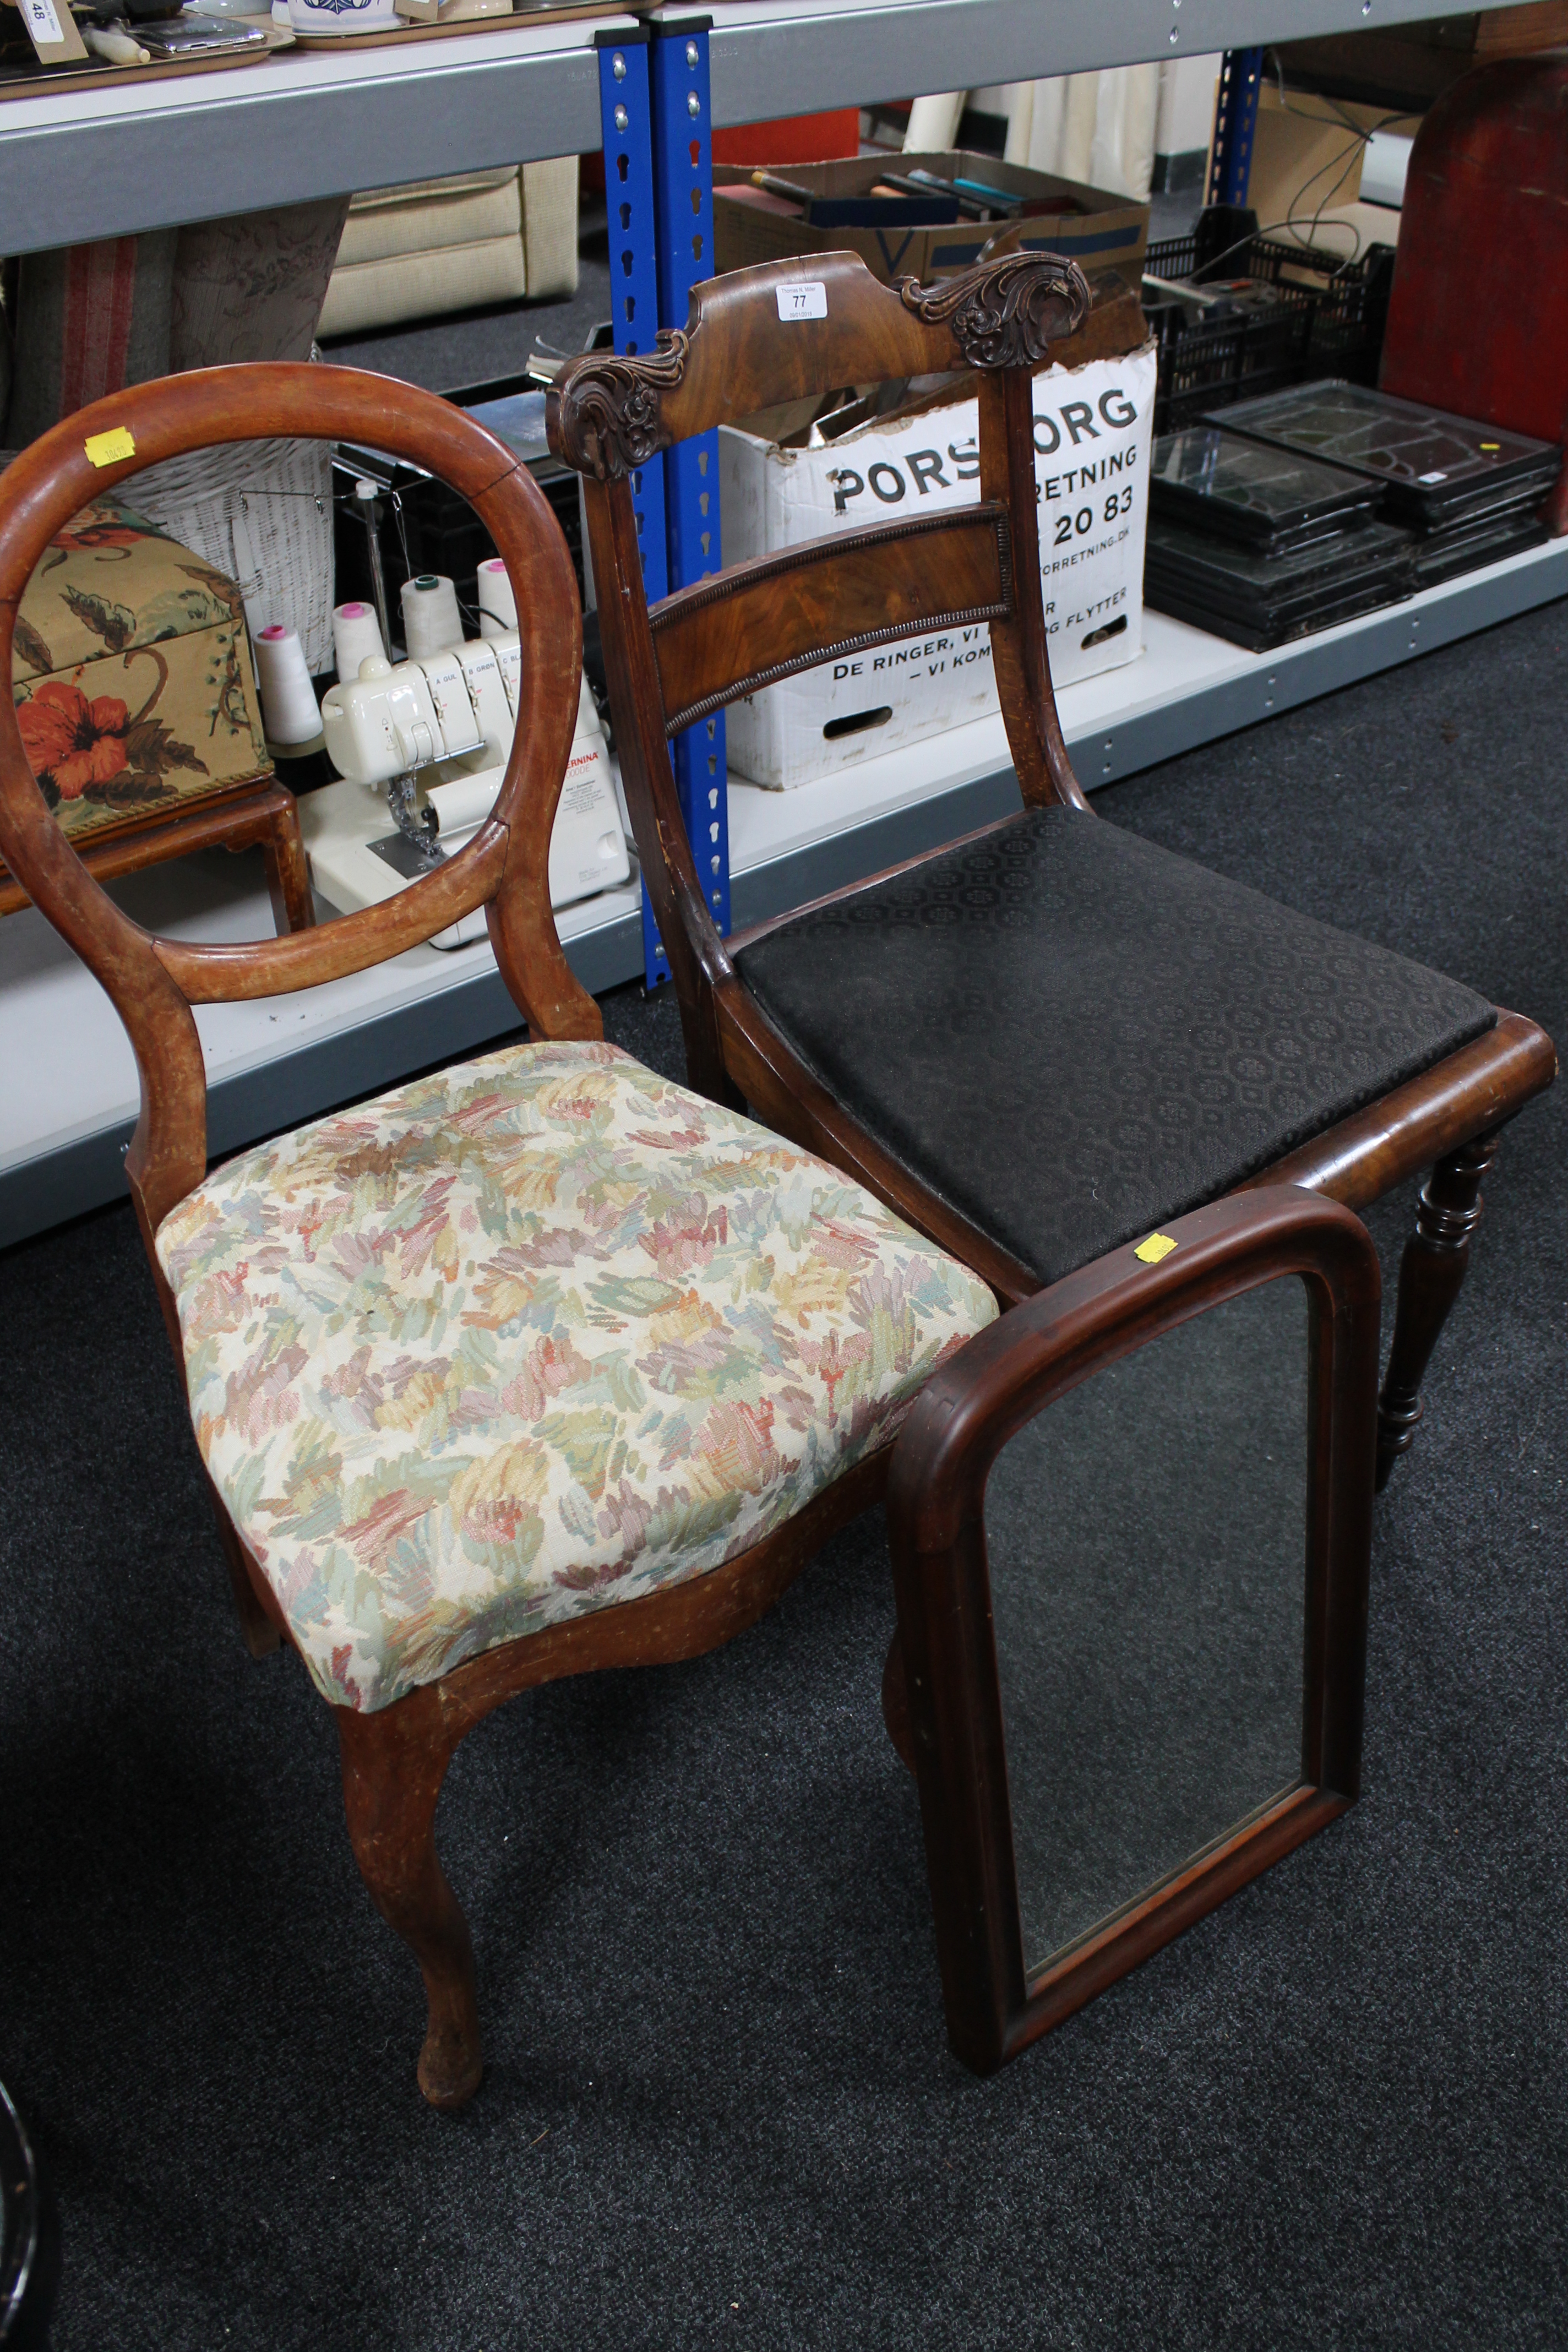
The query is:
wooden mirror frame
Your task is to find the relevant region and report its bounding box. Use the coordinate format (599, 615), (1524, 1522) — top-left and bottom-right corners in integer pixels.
(885, 1186), (1381, 2073)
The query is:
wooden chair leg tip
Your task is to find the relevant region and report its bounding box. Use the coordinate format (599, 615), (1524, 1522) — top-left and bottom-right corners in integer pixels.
(417, 2039), (483, 2111)
(1375, 1403), (1421, 1492)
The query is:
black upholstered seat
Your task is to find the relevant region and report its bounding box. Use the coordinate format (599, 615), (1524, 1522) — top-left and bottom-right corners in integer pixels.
(737, 808), (1495, 1286)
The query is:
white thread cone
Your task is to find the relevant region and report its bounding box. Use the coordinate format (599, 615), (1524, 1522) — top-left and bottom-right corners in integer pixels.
(332, 600), (386, 682)
(476, 557), (518, 639)
(253, 623), (322, 747)
(400, 574), (462, 660)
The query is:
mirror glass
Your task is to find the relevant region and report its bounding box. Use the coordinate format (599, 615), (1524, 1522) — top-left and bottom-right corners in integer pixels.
(984, 1275), (1310, 1977)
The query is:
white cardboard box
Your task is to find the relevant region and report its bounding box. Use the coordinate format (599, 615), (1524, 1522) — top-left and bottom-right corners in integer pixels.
(721, 342), (1157, 788)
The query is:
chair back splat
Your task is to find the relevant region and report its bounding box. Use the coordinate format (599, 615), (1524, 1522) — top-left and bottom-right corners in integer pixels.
(0, 365), (592, 1250)
(548, 251), (1091, 1096)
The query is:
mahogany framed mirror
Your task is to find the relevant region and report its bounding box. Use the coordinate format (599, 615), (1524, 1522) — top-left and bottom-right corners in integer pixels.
(886, 1187), (1382, 2071)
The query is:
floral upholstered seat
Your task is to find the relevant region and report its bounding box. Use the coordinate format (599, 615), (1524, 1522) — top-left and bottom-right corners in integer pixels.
(156, 1041), (997, 1712)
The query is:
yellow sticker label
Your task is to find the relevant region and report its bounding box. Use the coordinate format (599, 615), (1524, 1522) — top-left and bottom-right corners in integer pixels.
(1134, 1232), (1178, 1265)
(84, 427), (136, 468)
(1479, 441), (1500, 451)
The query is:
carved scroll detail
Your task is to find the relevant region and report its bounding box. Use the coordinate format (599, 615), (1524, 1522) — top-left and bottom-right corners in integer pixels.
(897, 252), (1091, 371)
(549, 332), (690, 482)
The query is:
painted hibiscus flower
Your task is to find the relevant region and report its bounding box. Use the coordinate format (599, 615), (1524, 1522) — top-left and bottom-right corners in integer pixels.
(17, 679), (130, 800)
(52, 516), (145, 554)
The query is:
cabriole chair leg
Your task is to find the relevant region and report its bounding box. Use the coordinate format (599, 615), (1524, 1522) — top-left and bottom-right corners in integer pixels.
(336, 1695), (482, 2110)
(1375, 1130), (1500, 1491)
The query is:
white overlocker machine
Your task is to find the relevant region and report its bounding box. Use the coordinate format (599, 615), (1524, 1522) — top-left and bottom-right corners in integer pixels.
(301, 630), (630, 951)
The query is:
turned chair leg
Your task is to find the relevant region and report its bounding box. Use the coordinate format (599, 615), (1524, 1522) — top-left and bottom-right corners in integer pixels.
(1376, 1131), (1500, 1492)
(336, 1698), (482, 2110)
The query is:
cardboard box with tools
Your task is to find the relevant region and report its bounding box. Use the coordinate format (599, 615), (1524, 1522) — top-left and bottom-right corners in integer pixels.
(714, 151), (1148, 289)
(722, 303), (1156, 788)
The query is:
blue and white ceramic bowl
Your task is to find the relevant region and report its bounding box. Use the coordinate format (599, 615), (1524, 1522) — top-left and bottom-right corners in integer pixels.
(287, 0), (401, 38)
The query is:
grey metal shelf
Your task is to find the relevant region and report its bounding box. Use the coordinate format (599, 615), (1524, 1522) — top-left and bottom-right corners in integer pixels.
(0, 0), (1533, 255)
(1, 0), (1560, 1256)
(4, 536), (1562, 1251)
(704, 0), (1490, 134)
(0, 15), (626, 257)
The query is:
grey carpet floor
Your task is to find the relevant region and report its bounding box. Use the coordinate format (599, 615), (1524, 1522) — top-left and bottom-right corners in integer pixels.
(1, 596), (1563, 2349)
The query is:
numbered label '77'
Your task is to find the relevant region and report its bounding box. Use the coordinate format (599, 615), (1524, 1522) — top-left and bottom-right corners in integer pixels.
(776, 283), (828, 323)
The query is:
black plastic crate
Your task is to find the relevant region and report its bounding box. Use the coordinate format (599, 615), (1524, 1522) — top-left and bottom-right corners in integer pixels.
(1144, 214), (1395, 438)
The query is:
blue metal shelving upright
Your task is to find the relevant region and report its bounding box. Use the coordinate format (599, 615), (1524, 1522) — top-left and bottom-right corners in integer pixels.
(595, 27), (673, 986)
(594, 16), (729, 988)
(649, 14), (730, 964)
(595, 28), (667, 600)
(1207, 47), (1265, 209)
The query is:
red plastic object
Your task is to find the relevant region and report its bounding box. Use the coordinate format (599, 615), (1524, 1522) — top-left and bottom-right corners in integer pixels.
(1380, 56), (1568, 527)
(582, 112), (859, 202)
(711, 110), (861, 166)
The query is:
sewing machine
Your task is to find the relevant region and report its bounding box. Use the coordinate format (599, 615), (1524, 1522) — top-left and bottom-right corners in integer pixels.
(300, 631), (630, 950)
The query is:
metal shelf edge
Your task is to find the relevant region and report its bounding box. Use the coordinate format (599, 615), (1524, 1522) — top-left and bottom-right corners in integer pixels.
(3, 537), (1563, 1250)
(0, 0), (1538, 251)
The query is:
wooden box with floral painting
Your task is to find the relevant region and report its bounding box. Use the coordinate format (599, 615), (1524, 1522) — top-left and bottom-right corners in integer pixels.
(3, 489), (313, 931)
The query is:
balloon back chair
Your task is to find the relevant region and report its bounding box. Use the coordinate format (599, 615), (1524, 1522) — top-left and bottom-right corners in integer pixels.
(550, 250), (1555, 1490)
(0, 367), (999, 2107)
